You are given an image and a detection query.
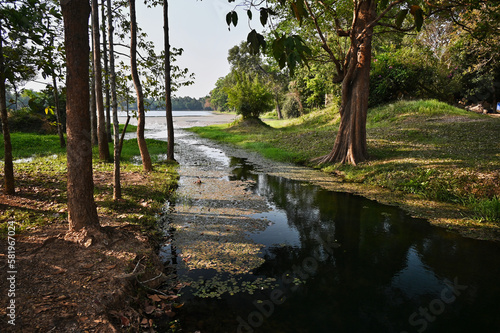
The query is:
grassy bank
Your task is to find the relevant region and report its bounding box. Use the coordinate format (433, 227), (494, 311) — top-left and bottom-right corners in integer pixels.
(0, 133), (176, 237)
(0, 124), (138, 160)
(189, 100), (500, 234)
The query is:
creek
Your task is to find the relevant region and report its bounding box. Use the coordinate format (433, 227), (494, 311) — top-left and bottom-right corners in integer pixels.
(155, 128), (500, 333)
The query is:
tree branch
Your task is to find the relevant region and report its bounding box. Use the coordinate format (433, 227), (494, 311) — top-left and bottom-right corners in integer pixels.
(303, 0), (343, 77)
(357, 0), (406, 41)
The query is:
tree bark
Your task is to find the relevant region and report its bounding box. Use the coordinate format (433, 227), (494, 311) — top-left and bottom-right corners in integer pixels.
(315, 1), (375, 165)
(92, 0), (110, 161)
(107, 0), (121, 200)
(129, 0), (152, 171)
(61, 0), (100, 232)
(0, 35), (15, 195)
(164, 0), (175, 161)
(90, 13), (98, 146)
(102, 0), (112, 143)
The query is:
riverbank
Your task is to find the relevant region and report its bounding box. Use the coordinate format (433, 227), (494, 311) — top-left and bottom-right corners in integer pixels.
(188, 100), (500, 242)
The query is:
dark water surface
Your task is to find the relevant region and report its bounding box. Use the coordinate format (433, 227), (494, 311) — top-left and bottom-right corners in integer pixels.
(171, 156), (500, 333)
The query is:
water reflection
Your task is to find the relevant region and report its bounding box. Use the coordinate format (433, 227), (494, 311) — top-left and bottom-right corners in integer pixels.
(177, 157), (500, 333)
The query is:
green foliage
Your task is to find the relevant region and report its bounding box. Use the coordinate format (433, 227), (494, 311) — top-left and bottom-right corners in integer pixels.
(210, 77), (231, 111)
(282, 95), (301, 119)
(369, 46), (458, 107)
(226, 73), (274, 119)
(6, 108), (57, 134)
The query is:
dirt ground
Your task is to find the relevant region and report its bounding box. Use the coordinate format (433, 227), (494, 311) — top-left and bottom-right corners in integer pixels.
(0, 171), (182, 332)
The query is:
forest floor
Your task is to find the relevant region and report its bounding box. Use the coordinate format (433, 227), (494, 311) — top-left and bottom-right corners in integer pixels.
(0, 156), (180, 332)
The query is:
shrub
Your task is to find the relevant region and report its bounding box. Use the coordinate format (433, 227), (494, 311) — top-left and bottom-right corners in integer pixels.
(226, 73), (274, 119)
(282, 95), (302, 119)
(4, 108), (57, 134)
(369, 46), (459, 107)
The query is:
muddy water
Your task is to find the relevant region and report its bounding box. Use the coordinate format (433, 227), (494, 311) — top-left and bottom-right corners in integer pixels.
(153, 128), (500, 333)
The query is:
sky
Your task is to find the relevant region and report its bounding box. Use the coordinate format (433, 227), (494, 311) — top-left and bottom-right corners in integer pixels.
(25, 0), (258, 98)
(136, 0), (251, 98)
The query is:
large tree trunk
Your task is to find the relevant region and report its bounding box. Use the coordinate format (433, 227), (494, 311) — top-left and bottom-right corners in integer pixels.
(0, 35), (15, 195)
(129, 0), (152, 171)
(315, 1), (375, 166)
(164, 0), (175, 161)
(108, 0), (121, 200)
(92, 0), (110, 161)
(61, 0), (100, 232)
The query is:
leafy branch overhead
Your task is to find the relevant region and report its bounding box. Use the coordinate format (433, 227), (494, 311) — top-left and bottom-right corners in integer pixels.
(226, 0), (428, 75)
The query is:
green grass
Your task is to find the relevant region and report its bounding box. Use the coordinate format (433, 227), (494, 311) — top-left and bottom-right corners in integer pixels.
(118, 123), (137, 133)
(0, 152), (178, 237)
(0, 133), (67, 159)
(0, 130), (176, 237)
(188, 99), (500, 224)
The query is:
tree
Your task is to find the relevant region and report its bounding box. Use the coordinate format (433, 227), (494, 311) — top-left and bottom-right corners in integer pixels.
(1, 0), (52, 194)
(61, 0), (100, 232)
(163, 0), (174, 161)
(41, 8), (66, 148)
(129, 0), (152, 171)
(92, 0), (110, 161)
(446, 1), (500, 109)
(0, 32), (14, 194)
(107, 0), (121, 199)
(229, 0), (427, 165)
(228, 41), (289, 118)
(226, 72), (274, 119)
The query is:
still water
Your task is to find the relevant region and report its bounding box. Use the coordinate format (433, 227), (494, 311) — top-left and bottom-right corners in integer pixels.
(169, 155), (500, 333)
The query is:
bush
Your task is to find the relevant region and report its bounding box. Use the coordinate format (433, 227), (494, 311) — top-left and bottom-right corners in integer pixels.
(282, 95), (302, 119)
(4, 108), (57, 134)
(369, 46), (459, 107)
(226, 73), (274, 119)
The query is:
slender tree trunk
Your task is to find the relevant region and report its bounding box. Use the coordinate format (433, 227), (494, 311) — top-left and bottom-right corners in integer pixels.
(52, 75), (66, 148)
(315, 1), (375, 165)
(0, 36), (15, 195)
(92, 0), (110, 161)
(107, 0), (121, 200)
(129, 0), (152, 171)
(102, 0), (112, 143)
(164, 0), (175, 161)
(90, 18), (98, 146)
(274, 94), (282, 120)
(61, 0), (100, 232)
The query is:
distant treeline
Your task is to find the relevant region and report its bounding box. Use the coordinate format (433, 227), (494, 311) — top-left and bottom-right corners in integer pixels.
(144, 96), (212, 111)
(7, 89), (212, 112)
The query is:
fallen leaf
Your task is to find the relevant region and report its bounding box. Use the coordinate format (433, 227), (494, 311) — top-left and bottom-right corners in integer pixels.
(148, 294), (162, 302)
(120, 315), (130, 327)
(144, 305), (155, 314)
